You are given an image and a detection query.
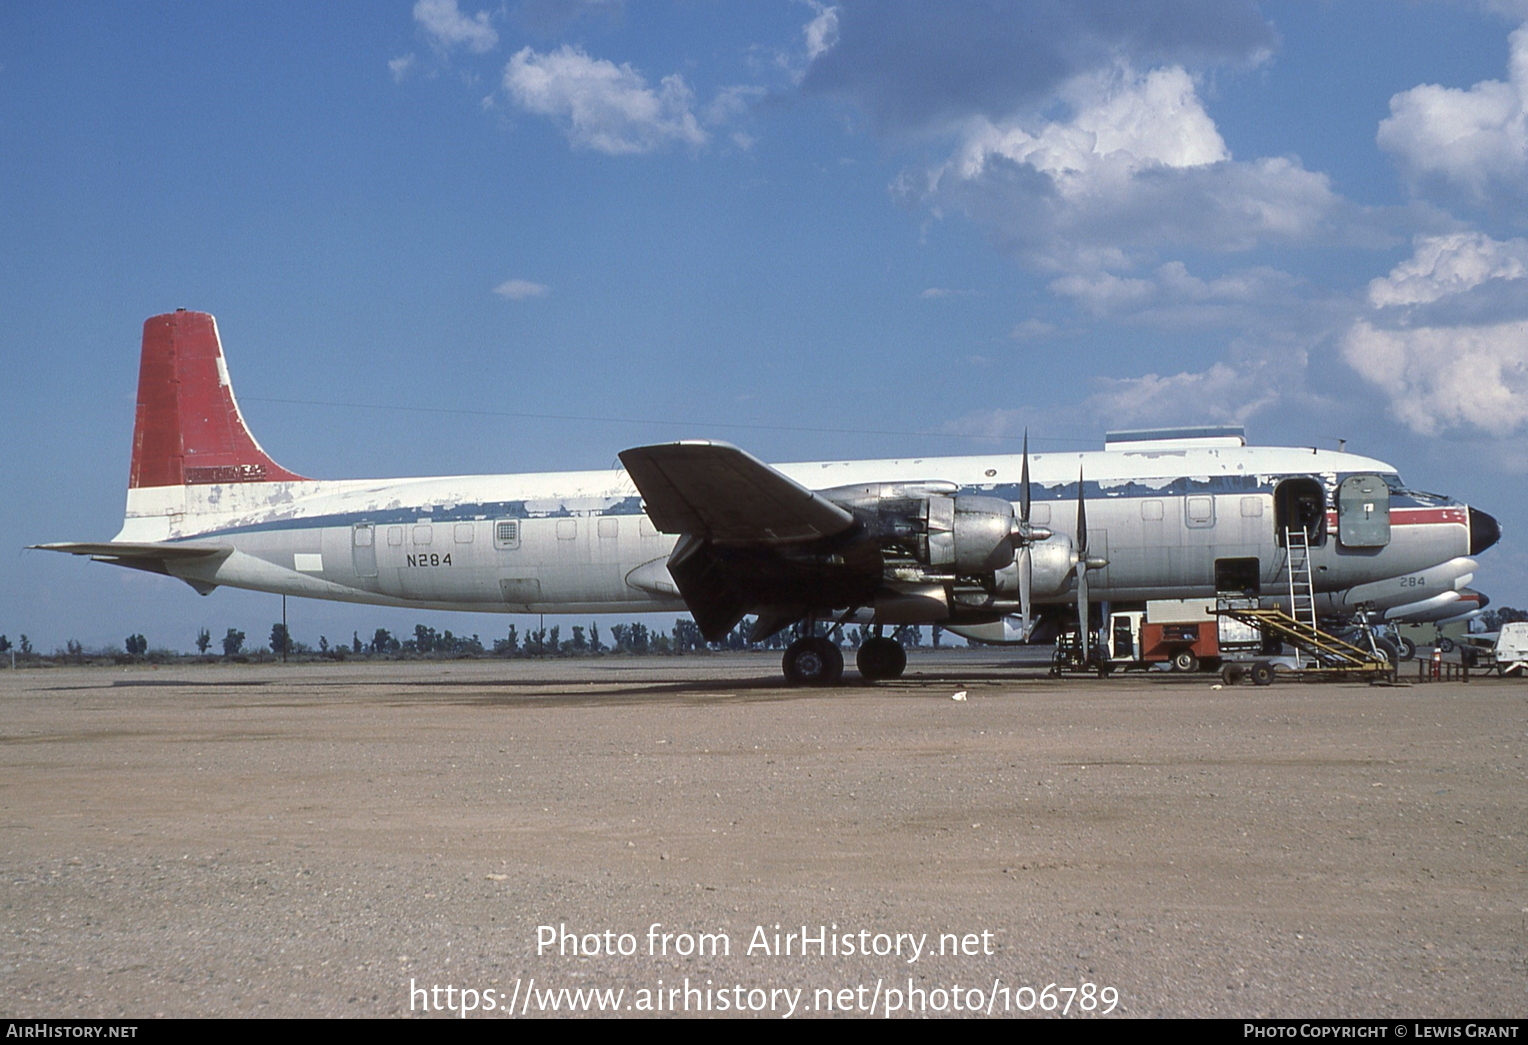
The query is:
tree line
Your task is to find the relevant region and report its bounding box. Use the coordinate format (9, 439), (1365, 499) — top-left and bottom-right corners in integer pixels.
(0, 619), (943, 665)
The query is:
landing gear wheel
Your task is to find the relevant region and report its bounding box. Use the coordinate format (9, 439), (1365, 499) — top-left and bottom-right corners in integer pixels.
(1250, 661), (1276, 687)
(783, 637), (844, 686)
(1373, 637), (1400, 668)
(1171, 649), (1200, 673)
(856, 637), (906, 681)
(1396, 636), (1417, 661)
(1437, 636), (1456, 654)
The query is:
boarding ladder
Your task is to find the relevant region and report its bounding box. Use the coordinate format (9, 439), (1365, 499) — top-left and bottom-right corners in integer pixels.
(1284, 526), (1318, 632)
(1215, 605), (1392, 677)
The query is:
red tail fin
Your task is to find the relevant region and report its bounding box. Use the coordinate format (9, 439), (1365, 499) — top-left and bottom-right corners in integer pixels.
(129, 310), (308, 488)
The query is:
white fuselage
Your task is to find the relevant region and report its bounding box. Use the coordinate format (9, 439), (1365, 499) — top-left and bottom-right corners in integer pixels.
(121, 443), (1478, 619)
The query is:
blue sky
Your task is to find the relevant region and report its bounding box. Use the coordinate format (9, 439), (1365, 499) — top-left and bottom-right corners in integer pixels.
(4, 1), (1528, 652)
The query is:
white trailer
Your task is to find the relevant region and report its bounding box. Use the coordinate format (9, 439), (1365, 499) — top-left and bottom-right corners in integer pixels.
(1494, 622), (1528, 676)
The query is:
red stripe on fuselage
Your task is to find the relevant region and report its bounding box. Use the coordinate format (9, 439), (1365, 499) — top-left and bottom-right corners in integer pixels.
(1324, 507), (1466, 528)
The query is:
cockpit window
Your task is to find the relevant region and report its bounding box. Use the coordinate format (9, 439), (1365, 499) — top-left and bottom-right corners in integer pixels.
(1379, 473), (1452, 506)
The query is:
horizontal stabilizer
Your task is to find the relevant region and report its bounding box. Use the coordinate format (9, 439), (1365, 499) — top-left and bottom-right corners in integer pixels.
(32, 541), (231, 560)
(619, 441), (855, 543)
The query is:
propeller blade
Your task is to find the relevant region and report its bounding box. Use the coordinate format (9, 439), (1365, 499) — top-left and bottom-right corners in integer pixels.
(1077, 562), (1090, 659)
(1018, 544), (1032, 639)
(1020, 430), (1031, 526)
(1076, 465), (1088, 560)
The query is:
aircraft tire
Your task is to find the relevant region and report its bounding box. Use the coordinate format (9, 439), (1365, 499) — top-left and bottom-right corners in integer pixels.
(1250, 661), (1276, 686)
(1395, 636), (1417, 661)
(1171, 649), (1199, 673)
(1437, 637), (1455, 653)
(783, 637), (844, 686)
(861, 641), (892, 681)
(1373, 637), (1400, 667)
(861, 638), (907, 681)
(856, 637), (905, 681)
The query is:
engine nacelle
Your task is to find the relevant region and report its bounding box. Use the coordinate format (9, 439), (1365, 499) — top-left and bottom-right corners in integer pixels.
(1016, 538), (1075, 597)
(821, 484), (1018, 576)
(927, 494), (1018, 574)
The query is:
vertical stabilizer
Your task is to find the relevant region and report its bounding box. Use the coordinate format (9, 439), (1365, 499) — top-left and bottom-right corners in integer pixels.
(129, 310), (307, 489)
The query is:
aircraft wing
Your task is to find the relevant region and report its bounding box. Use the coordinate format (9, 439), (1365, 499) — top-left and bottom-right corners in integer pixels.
(619, 441), (855, 543)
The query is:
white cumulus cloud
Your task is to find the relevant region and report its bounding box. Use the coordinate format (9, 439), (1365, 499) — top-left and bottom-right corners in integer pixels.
(951, 65), (1229, 182)
(1050, 261), (1305, 329)
(1342, 233), (1528, 436)
(494, 279), (550, 300)
(1365, 231), (1528, 308)
(919, 64), (1346, 273)
(1086, 358), (1286, 429)
(1378, 24), (1528, 210)
(504, 45), (707, 154)
(414, 0), (499, 54)
(389, 54), (417, 83)
(804, 4), (840, 62)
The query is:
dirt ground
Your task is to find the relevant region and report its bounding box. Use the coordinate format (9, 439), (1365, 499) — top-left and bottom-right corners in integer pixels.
(1, 652), (1524, 1019)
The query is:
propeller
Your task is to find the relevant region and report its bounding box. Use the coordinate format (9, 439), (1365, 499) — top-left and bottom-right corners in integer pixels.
(1017, 432), (1033, 639)
(1007, 430), (1053, 640)
(1072, 465), (1107, 660)
(1076, 466), (1091, 658)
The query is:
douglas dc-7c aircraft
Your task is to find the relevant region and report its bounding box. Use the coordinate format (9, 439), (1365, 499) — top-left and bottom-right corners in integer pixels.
(38, 311), (1502, 684)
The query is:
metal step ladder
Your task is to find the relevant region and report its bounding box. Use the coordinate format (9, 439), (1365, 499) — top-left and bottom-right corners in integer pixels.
(1284, 526), (1318, 632)
(1216, 605), (1391, 676)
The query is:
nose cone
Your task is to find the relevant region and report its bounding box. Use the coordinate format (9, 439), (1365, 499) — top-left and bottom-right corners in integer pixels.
(1469, 507), (1502, 555)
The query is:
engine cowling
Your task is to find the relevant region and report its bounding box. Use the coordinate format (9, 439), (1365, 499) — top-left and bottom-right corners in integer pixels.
(988, 537), (1075, 597)
(819, 484), (1018, 577)
(927, 494), (1019, 574)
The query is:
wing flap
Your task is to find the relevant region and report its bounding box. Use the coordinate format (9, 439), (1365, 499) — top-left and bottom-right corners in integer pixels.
(619, 441), (855, 543)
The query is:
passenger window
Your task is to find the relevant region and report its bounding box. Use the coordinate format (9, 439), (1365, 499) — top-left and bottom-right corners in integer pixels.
(598, 517), (619, 538)
(412, 524), (432, 545)
(1141, 500), (1164, 521)
(556, 519), (577, 540)
(1186, 496), (1215, 528)
(387, 526), (403, 547)
(454, 523), (474, 544)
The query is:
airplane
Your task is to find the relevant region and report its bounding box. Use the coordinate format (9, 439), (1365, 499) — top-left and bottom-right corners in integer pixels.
(36, 310), (1503, 685)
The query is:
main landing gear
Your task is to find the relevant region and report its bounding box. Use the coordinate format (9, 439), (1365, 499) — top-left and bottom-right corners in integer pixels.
(855, 636), (907, 681)
(781, 632), (907, 685)
(782, 636), (844, 685)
